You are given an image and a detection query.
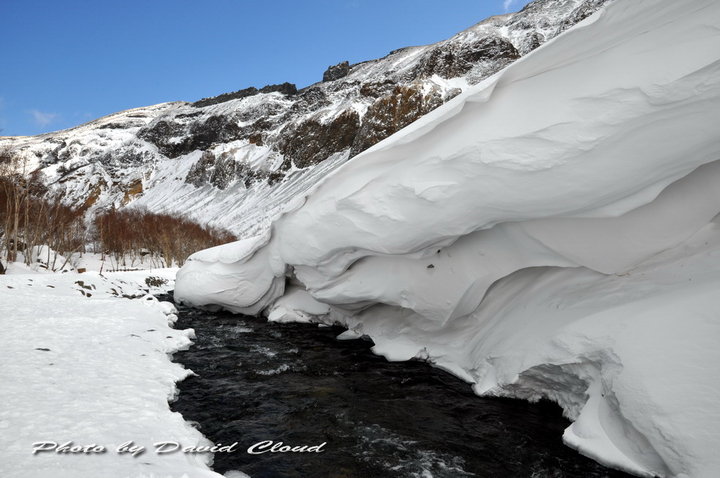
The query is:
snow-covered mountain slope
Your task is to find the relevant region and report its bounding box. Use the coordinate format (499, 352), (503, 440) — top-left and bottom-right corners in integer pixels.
(174, 0), (720, 476)
(0, 0), (607, 235)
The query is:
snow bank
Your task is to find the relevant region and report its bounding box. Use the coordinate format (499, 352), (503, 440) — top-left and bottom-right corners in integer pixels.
(0, 270), (224, 478)
(176, 0), (720, 476)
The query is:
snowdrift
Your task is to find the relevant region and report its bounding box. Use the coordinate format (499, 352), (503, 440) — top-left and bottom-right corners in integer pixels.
(176, 0), (720, 476)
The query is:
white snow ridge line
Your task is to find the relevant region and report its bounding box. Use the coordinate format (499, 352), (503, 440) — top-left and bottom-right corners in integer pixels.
(175, 0), (720, 477)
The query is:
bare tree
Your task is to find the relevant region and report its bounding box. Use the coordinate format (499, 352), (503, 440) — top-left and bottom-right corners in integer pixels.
(0, 147), (87, 272)
(94, 208), (236, 269)
(0, 146), (230, 273)
(0, 147), (20, 270)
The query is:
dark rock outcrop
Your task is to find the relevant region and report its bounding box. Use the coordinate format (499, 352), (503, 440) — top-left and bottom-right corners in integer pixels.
(414, 36), (520, 79)
(192, 87), (259, 108)
(290, 87), (331, 115)
(186, 150), (283, 189)
(323, 61), (351, 82)
(351, 83), (461, 156)
(139, 115), (244, 159)
(192, 82), (297, 108)
(278, 110), (360, 169)
(359, 80), (396, 98)
(259, 82), (298, 96)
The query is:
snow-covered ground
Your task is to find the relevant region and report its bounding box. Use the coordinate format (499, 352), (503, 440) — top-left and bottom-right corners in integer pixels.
(0, 269), (227, 478)
(175, 0), (720, 476)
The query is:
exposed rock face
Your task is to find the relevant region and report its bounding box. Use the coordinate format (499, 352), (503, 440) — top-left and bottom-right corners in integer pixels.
(555, 0), (612, 34)
(192, 87), (260, 108)
(0, 0), (611, 231)
(186, 150), (284, 189)
(414, 36), (519, 79)
(519, 31), (545, 53)
(191, 82), (297, 108)
(278, 110), (360, 169)
(138, 115), (245, 159)
(185, 150), (218, 187)
(351, 83), (461, 156)
(322, 61), (350, 82)
(258, 82), (298, 96)
(358, 80), (396, 98)
(185, 150), (248, 189)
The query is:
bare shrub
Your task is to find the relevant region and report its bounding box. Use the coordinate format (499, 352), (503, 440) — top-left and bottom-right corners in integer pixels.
(94, 208), (236, 268)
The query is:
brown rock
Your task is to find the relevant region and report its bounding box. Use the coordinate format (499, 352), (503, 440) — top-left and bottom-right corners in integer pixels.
(278, 110), (361, 169)
(322, 61), (351, 82)
(350, 83), (460, 157)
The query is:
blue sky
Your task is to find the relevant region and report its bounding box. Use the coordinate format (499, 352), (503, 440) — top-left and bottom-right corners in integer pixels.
(0, 0), (530, 136)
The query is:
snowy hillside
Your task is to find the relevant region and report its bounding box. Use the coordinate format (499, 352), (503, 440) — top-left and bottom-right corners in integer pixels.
(0, 0), (607, 235)
(175, 0), (720, 477)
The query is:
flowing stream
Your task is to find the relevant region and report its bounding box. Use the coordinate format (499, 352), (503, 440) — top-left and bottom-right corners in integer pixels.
(166, 295), (632, 478)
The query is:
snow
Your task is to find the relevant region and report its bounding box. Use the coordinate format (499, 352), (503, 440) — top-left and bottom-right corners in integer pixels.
(0, 269), (226, 478)
(4, 248), (178, 275)
(175, 0), (720, 476)
(265, 285), (332, 323)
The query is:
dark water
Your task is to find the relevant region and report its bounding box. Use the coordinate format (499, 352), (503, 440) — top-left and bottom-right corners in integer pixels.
(166, 295), (632, 478)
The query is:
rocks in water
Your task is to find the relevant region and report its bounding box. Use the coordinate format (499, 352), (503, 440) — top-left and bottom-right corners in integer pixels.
(322, 61), (351, 82)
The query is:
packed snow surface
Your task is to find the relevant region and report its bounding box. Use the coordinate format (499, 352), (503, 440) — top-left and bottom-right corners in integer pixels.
(0, 270), (226, 478)
(176, 0), (720, 476)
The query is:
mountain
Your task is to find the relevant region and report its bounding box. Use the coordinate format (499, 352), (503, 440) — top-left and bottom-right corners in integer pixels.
(0, 0), (609, 236)
(174, 0), (720, 476)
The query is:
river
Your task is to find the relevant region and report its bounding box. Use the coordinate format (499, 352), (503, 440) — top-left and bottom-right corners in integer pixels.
(166, 295), (632, 478)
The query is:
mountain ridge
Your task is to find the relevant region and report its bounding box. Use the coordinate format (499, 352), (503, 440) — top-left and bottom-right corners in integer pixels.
(0, 0), (610, 235)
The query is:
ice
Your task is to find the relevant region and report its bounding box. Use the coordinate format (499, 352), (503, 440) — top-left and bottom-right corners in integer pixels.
(175, 0), (720, 476)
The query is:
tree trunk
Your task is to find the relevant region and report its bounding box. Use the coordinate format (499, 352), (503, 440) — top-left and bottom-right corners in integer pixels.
(11, 188), (19, 262)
